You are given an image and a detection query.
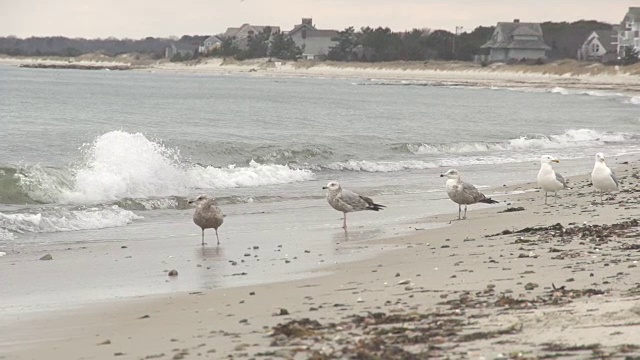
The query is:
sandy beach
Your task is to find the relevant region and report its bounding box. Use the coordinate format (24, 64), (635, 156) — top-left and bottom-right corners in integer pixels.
(2, 56), (640, 94)
(2, 158), (640, 359)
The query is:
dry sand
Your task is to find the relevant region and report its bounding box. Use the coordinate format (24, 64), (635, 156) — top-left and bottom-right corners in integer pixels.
(2, 160), (640, 359)
(3, 56), (640, 93)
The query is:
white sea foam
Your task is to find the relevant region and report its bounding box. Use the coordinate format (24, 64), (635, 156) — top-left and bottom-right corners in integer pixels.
(550, 86), (569, 95)
(406, 129), (630, 155)
(17, 131), (315, 204)
(326, 160), (437, 172)
(0, 206), (142, 234)
(0, 228), (15, 241)
(627, 96), (640, 105)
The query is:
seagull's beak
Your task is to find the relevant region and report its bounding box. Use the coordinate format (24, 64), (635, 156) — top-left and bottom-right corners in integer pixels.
(552, 159), (560, 163)
(322, 186), (327, 189)
(188, 200), (194, 204)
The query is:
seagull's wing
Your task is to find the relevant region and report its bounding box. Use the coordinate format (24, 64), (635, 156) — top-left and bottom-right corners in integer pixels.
(555, 172), (567, 188)
(340, 189), (384, 211)
(461, 181), (485, 203)
(610, 169), (619, 188)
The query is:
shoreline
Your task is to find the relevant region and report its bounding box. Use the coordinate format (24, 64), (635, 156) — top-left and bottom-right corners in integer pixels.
(3, 160), (640, 359)
(2, 56), (640, 94)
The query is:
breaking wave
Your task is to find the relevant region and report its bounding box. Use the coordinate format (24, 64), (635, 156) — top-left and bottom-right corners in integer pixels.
(398, 129), (631, 155)
(325, 160), (437, 172)
(0, 206), (142, 234)
(2, 131), (315, 204)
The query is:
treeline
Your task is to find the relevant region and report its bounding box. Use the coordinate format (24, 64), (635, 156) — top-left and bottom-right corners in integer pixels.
(0, 35), (206, 58)
(0, 20), (614, 62)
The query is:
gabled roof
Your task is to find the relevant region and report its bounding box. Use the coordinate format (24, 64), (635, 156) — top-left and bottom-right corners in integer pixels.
(223, 27), (240, 37)
(482, 22), (551, 50)
(593, 30), (617, 52)
(623, 7), (640, 22)
(204, 35), (222, 43)
(287, 23), (339, 39)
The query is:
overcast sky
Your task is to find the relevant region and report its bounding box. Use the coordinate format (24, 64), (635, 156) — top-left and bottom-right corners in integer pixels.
(0, 0), (635, 39)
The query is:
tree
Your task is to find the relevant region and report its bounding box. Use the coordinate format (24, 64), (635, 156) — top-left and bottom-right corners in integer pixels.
(623, 47), (639, 65)
(268, 32), (303, 60)
(236, 27), (273, 60)
(327, 27), (358, 61)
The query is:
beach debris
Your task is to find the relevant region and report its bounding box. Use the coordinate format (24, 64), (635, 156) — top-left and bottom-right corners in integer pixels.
(524, 282), (539, 291)
(249, 291), (255, 296)
(397, 279), (411, 285)
(39, 254), (53, 261)
(139, 314), (150, 319)
(272, 308), (290, 316)
(0, 251), (7, 257)
(97, 339), (111, 345)
(114, 352), (125, 356)
(498, 207), (525, 213)
(168, 269), (178, 277)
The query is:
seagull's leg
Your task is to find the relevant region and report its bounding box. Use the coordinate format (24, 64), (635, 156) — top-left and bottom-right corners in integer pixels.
(343, 213), (347, 230)
(458, 204), (461, 220)
(215, 228), (220, 245)
(544, 191), (547, 205)
(554, 191), (558, 203)
(463, 205), (467, 220)
(600, 191), (603, 204)
(201, 229), (206, 246)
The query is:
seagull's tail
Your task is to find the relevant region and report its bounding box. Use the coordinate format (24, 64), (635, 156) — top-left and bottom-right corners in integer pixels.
(479, 197), (499, 205)
(367, 203), (386, 211)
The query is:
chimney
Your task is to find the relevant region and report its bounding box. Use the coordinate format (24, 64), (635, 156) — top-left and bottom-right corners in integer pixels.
(302, 18), (313, 26)
(513, 19), (520, 23)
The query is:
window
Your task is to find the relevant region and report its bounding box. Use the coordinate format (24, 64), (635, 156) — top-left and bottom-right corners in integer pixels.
(592, 43), (600, 53)
(626, 22), (632, 30)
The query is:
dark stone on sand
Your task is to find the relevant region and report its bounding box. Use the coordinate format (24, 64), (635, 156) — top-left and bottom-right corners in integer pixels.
(524, 282), (539, 291)
(273, 308), (290, 316)
(98, 339), (111, 345)
(39, 254), (53, 261)
(121, 246), (127, 248)
(249, 291), (255, 296)
(168, 269), (178, 277)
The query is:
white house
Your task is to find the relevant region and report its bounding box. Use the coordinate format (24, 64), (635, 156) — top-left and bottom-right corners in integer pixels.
(617, 7), (640, 57)
(481, 19), (550, 62)
(577, 30), (618, 63)
(286, 18), (338, 60)
(223, 23), (281, 50)
(199, 35), (223, 54)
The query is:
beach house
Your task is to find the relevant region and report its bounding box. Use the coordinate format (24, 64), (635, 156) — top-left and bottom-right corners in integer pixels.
(577, 29), (618, 63)
(481, 19), (550, 62)
(223, 23), (281, 50)
(286, 18), (339, 60)
(198, 35), (223, 54)
(617, 7), (640, 58)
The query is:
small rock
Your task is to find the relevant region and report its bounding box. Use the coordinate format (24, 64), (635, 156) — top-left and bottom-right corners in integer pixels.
(397, 279), (411, 285)
(98, 339), (111, 345)
(39, 254), (53, 261)
(524, 282), (539, 291)
(168, 269), (178, 277)
(249, 291), (255, 296)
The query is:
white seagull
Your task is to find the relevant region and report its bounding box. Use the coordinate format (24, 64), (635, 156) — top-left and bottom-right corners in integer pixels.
(537, 155), (567, 204)
(441, 169), (498, 220)
(189, 194), (224, 245)
(591, 152), (619, 203)
(323, 181), (385, 230)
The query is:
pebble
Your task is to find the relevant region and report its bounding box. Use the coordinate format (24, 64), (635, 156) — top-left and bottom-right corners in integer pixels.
(397, 279), (411, 285)
(168, 270), (178, 277)
(39, 254), (53, 261)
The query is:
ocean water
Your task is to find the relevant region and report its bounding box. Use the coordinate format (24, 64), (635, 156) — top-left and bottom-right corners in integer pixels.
(1, 65), (639, 312)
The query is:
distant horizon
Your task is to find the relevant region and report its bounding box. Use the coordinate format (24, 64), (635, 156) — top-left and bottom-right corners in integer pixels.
(1, 0), (635, 39)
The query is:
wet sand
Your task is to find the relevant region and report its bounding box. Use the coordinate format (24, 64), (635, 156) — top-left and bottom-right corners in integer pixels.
(3, 160), (640, 359)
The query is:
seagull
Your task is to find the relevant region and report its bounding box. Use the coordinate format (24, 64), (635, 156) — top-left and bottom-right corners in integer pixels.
(322, 181), (385, 230)
(537, 155), (567, 204)
(440, 169), (498, 220)
(189, 194), (224, 245)
(591, 152), (619, 203)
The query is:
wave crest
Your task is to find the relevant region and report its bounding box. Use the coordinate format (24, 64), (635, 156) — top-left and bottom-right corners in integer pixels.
(0, 205), (142, 234)
(326, 160), (437, 172)
(399, 129), (630, 155)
